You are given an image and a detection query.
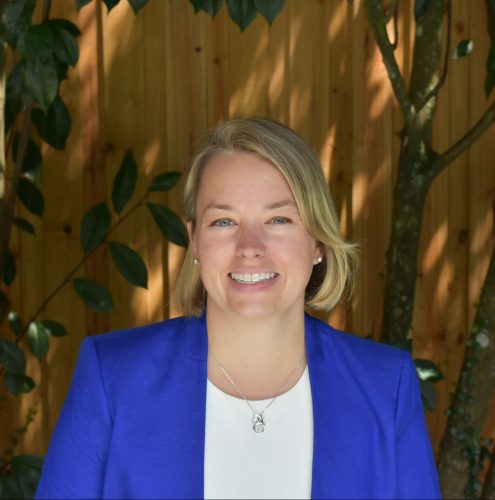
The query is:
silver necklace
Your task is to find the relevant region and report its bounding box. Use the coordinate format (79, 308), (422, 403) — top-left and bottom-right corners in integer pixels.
(209, 351), (306, 433)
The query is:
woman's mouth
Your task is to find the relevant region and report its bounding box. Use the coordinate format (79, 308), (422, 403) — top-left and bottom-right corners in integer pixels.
(229, 272), (278, 284)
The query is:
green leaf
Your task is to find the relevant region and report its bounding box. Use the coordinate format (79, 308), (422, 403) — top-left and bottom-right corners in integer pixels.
(80, 202), (111, 252)
(128, 0), (149, 13)
(2, 0), (36, 48)
(18, 22), (54, 58)
(4, 372), (36, 395)
(0, 291), (8, 326)
(452, 39), (474, 59)
(17, 178), (44, 216)
(23, 57), (59, 111)
(50, 19), (82, 38)
(112, 153), (137, 214)
(226, 0), (257, 31)
(419, 379), (436, 412)
(76, 0), (93, 10)
(0, 339), (26, 374)
(415, 358), (444, 382)
(50, 20), (79, 66)
(414, 0), (434, 19)
(189, 0), (224, 17)
(485, 45), (495, 98)
(12, 134), (43, 180)
(20, 24), (59, 110)
(27, 322), (49, 361)
(73, 278), (113, 312)
(8, 312), (23, 338)
(3, 251), (16, 286)
(32, 96), (71, 150)
(252, 0), (284, 24)
(147, 203), (188, 248)
(148, 171), (182, 192)
(12, 217), (35, 235)
(103, 0), (121, 12)
(55, 62), (70, 87)
(5, 62), (31, 132)
(41, 320), (68, 337)
(108, 241), (148, 288)
(0, 455), (43, 499)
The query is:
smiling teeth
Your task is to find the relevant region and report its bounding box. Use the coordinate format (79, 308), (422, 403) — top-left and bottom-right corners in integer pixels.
(230, 272), (277, 284)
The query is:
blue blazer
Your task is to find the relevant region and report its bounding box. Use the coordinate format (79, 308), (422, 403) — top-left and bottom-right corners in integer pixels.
(36, 314), (441, 499)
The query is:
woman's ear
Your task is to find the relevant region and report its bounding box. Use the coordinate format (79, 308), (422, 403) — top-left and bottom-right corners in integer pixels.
(314, 242), (325, 263)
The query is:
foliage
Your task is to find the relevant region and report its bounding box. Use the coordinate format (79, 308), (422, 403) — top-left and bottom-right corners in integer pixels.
(0, 407), (40, 499)
(190, 0), (285, 31)
(0, 1), (185, 497)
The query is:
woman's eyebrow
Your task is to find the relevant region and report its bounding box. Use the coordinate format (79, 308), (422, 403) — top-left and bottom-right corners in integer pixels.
(265, 200), (297, 210)
(204, 203), (232, 212)
(204, 200), (297, 212)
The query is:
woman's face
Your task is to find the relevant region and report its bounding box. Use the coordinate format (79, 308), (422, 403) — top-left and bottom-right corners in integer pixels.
(188, 151), (322, 320)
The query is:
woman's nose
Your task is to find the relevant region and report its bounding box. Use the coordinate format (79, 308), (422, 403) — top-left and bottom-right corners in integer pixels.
(236, 224), (265, 258)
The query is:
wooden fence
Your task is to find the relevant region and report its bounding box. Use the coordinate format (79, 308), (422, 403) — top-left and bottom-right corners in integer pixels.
(2, 0), (495, 459)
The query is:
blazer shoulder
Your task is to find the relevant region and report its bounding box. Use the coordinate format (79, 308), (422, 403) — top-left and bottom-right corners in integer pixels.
(307, 314), (409, 380)
(83, 316), (202, 397)
(91, 315), (189, 355)
(311, 313), (404, 354)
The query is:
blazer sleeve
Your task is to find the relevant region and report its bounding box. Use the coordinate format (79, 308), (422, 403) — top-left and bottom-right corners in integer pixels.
(35, 337), (112, 499)
(395, 352), (441, 499)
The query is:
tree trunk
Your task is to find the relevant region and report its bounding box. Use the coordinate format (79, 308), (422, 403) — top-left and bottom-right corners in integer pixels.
(438, 249), (495, 498)
(482, 449), (495, 499)
(364, 0), (445, 344)
(380, 145), (433, 345)
(0, 1), (7, 235)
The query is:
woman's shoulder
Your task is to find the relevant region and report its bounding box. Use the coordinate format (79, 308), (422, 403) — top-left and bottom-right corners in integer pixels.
(90, 315), (193, 351)
(308, 314), (405, 357)
(306, 313), (410, 383)
(76, 315), (205, 404)
(83, 315), (202, 374)
(306, 313), (420, 420)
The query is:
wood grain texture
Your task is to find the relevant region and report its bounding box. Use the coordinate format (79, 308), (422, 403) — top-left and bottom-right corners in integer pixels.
(1, 0), (494, 462)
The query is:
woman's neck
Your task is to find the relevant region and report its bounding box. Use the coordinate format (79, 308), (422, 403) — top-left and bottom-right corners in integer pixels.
(205, 305), (307, 400)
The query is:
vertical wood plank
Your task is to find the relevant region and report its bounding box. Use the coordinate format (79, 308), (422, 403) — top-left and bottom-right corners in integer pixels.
(79, 0), (109, 336)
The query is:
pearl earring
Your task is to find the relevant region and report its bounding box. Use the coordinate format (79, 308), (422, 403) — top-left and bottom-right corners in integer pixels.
(193, 259), (199, 265)
(315, 257), (323, 265)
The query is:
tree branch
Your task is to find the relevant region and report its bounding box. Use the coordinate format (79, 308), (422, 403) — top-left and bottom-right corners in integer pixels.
(384, 0), (398, 23)
(13, 192), (149, 345)
(42, 0), (52, 22)
(364, 0), (415, 129)
(0, 0), (52, 286)
(417, 0), (451, 111)
(0, 103), (32, 284)
(386, 0), (399, 50)
(433, 99), (495, 176)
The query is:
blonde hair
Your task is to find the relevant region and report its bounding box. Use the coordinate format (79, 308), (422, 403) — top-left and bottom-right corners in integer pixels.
(175, 118), (358, 316)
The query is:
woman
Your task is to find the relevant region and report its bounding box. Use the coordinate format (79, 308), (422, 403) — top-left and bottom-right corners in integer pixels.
(36, 118), (441, 499)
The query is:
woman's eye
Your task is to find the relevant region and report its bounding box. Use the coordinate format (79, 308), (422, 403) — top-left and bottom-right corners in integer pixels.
(212, 219), (234, 227)
(270, 216), (291, 224)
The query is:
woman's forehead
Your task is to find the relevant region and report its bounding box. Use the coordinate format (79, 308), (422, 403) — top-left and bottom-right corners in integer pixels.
(196, 152), (296, 208)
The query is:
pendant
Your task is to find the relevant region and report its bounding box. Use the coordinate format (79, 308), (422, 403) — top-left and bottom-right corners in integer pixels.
(252, 413), (265, 433)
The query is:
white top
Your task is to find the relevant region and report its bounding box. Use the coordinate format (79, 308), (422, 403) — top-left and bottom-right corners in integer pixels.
(204, 367), (314, 499)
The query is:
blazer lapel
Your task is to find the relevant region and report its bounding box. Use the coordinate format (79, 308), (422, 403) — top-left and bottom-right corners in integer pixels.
(172, 315), (208, 499)
(305, 314), (334, 500)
